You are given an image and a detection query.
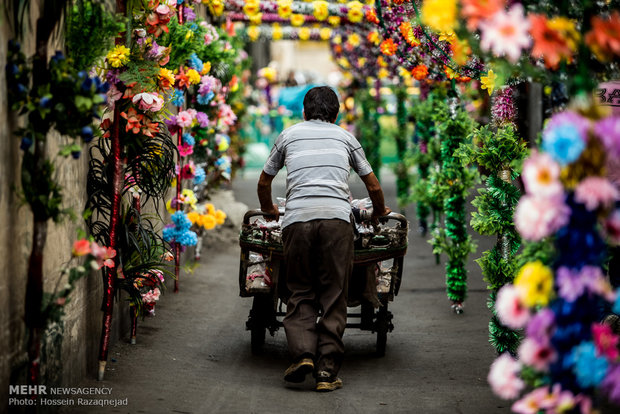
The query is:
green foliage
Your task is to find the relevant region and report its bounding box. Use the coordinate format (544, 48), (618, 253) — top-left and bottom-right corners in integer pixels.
(161, 16), (208, 71)
(65, 0), (125, 70)
(356, 88), (383, 178)
(470, 176), (522, 236)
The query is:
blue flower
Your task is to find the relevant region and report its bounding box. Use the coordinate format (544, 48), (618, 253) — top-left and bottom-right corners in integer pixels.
(613, 292), (620, 315)
(81, 77), (93, 92)
(71, 150), (81, 160)
(171, 89), (185, 107)
(188, 53), (203, 73)
(17, 84), (28, 94)
(78, 71), (87, 79)
(570, 341), (608, 388)
(193, 166), (206, 185)
(50, 51), (65, 63)
(182, 133), (195, 146)
(7, 63), (19, 76)
(81, 126), (94, 142)
(39, 96), (53, 108)
(542, 124), (586, 166)
(20, 137), (32, 151)
(95, 78), (110, 94)
(197, 91), (214, 106)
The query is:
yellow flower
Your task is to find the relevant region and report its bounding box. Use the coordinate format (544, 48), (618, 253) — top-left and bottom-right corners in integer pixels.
(328, 16), (341, 26)
(186, 68), (201, 85)
(333, 34), (342, 44)
(347, 33), (361, 47)
(313, 1), (329, 21)
(248, 26), (261, 41)
(272, 24), (283, 40)
(208, 0), (224, 16)
(480, 69), (497, 96)
(202, 214), (216, 230)
(368, 31), (381, 45)
(357, 57), (367, 67)
(514, 261), (554, 307)
(277, 0), (293, 19)
(106, 45), (131, 68)
(205, 203), (215, 215)
(158, 68), (176, 87)
(299, 27), (311, 41)
(187, 211), (200, 225)
(201, 61), (211, 75)
(166, 199), (175, 214)
(185, 31), (194, 41)
(290, 14), (305, 27)
(249, 12), (263, 25)
(421, 0), (457, 33)
(214, 210), (227, 225)
(548, 16), (581, 52)
(347, 1), (364, 23)
(378, 68), (389, 79)
(444, 65), (457, 79)
(182, 189), (198, 209)
(243, 0), (260, 16)
(438, 31), (456, 44)
(218, 137), (230, 151)
(320, 28), (332, 41)
(336, 57), (351, 68)
(377, 55), (388, 67)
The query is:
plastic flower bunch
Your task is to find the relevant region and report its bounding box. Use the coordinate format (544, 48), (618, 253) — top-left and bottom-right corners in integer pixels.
(130, 269), (165, 315)
(490, 105), (620, 412)
(163, 211), (198, 247)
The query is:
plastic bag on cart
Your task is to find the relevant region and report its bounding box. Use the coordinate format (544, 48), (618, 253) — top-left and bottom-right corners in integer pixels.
(246, 252), (273, 293)
(376, 261), (394, 294)
(250, 216), (283, 244)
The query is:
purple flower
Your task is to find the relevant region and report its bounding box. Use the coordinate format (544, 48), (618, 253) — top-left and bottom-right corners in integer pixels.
(601, 364), (620, 404)
(165, 115), (180, 135)
(545, 111), (590, 140)
(594, 116), (620, 160)
(526, 308), (555, 343)
(492, 87), (517, 125)
(196, 111), (209, 128)
(183, 6), (196, 22)
(556, 267), (589, 302)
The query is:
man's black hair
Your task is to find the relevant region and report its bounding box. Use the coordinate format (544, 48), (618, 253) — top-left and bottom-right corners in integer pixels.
(303, 86), (339, 123)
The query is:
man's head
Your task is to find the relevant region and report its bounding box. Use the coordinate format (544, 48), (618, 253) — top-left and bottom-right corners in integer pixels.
(303, 86), (339, 123)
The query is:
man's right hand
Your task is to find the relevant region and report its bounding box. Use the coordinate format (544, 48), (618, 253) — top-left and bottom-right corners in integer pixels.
(262, 203), (280, 222)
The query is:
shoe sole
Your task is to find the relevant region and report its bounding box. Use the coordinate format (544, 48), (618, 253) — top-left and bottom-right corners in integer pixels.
(316, 379), (343, 392)
(284, 362), (314, 383)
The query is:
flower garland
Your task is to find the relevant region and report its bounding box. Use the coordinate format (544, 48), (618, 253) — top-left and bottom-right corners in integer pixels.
(241, 24), (334, 41)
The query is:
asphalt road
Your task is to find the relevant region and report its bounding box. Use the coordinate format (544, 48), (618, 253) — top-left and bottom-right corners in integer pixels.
(62, 168), (516, 414)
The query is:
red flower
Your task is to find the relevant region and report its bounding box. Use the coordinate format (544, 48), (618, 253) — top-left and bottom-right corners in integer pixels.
(365, 8), (379, 24)
(121, 107), (144, 134)
(585, 11), (620, 61)
(529, 14), (573, 69)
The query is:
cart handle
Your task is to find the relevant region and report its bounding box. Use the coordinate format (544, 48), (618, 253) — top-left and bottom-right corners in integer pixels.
(243, 209), (408, 228)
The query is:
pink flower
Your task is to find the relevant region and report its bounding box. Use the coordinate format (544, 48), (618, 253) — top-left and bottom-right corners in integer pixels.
(514, 195), (571, 241)
(488, 353), (524, 399)
(495, 284), (531, 328)
(592, 323), (620, 360)
(132, 92), (164, 112)
(594, 116), (620, 160)
(178, 143), (194, 157)
(142, 287), (161, 304)
(574, 176), (619, 211)
(606, 208), (620, 244)
(72, 239), (91, 257)
(522, 151), (564, 198)
(480, 4), (531, 62)
(90, 242), (116, 269)
(512, 386), (550, 414)
(518, 337), (556, 372)
(176, 110), (194, 128)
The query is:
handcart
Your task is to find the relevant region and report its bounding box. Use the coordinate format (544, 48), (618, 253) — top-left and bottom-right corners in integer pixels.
(238, 209), (409, 356)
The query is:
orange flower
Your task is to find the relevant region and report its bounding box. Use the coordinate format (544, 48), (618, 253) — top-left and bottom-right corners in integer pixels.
(585, 11), (620, 61)
(460, 0), (505, 30)
(367, 31), (381, 45)
(121, 107), (144, 134)
(380, 38), (398, 56)
(529, 14), (574, 69)
(444, 65), (458, 79)
(411, 64), (428, 80)
(366, 8), (379, 24)
(175, 67), (191, 89)
(72, 239), (91, 257)
(450, 37), (471, 66)
(399, 22), (420, 46)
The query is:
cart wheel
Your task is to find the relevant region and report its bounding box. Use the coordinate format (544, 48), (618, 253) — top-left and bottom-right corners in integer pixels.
(251, 325), (266, 354)
(375, 303), (393, 357)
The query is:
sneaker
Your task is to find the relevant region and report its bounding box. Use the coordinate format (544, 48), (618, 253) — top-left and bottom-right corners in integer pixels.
(284, 358), (314, 383)
(315, 371), (343, 392)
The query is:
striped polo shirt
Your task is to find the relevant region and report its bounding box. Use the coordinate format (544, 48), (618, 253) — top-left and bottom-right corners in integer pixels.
(263, 119), (373, 228)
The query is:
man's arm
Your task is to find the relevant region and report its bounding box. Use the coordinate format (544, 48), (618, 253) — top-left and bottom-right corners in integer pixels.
(359, 172), (391, 218)
(257, 171), (280, 221)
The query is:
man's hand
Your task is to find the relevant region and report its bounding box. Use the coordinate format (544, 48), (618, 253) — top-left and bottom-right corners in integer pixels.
(262, 203), (280, 222)
(372, 206), (392, 219)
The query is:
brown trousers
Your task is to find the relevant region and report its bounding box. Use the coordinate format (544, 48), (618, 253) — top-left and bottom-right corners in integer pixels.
(282, 219), (354, 375)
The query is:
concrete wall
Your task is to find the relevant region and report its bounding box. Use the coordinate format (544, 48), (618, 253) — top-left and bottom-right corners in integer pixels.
(0, 3), (132, 407)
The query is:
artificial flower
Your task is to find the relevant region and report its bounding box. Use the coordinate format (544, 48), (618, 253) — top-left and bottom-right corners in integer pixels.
(529, 14), (575, 69)
(421, 0), (457, 33)
(186, 68), (201, 85)
(366, 7), (379, 24)
(72, 239), (91, 257)
(290, 14), (305, 27)
(346, 1), (364, 24)
(206, 203), (215, 215)
(142, 287), (161, 304)
(479, 4), (531, 63)
(521, 151), (563, 198)
(570, 341), (609, 388)
(518, 337), (556, 372)
(601, 364), (620, 404)
(249, 13), (262, 25)
(542, 125), (587, 167)
(214, 210), (227, 225)
(320, 28), (332, 41)
(594, 116), (620, 159)
(556, 266), (594, 302)
(243, 0), (260, 16)
(106, 45), (131, 68)
(120, 107), (144, 134)
(158, 67), (175, 89)
(313, 1), (329, 21)
(592, 323), (620, 360)
(495, 284), (531, 329)
(606, 208), (620, 244)
(91, 243), (116, 269)
(488, 353), (524, 400)
(272, 24), (283, 40)
(380, 39), (398, 56)
(277, 0), (293, 19)
(400, 21), (420, 47)
(480, 69), (497, 96)
(193, 166), (206, 185)
(171, 89), (185, 107)
(327, 16), (341, 26)
(299, 27), (311, 41)
(248, 26), (261, 41)
(411, 65), (428, 81)
(175, 68), (191, 89)
(514, 261), (554, 307)
(202, 214), (216, 230)
(132, 92), (164, 112)
(196, 112), (209, 128)
(574, 176), (619, 211)
(179, 143), (194, 157)
(176, 110), (194, 128)
(525, 308), (555, 343)
(460, 0), (504, 30)
(586, 11), (620, 61)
